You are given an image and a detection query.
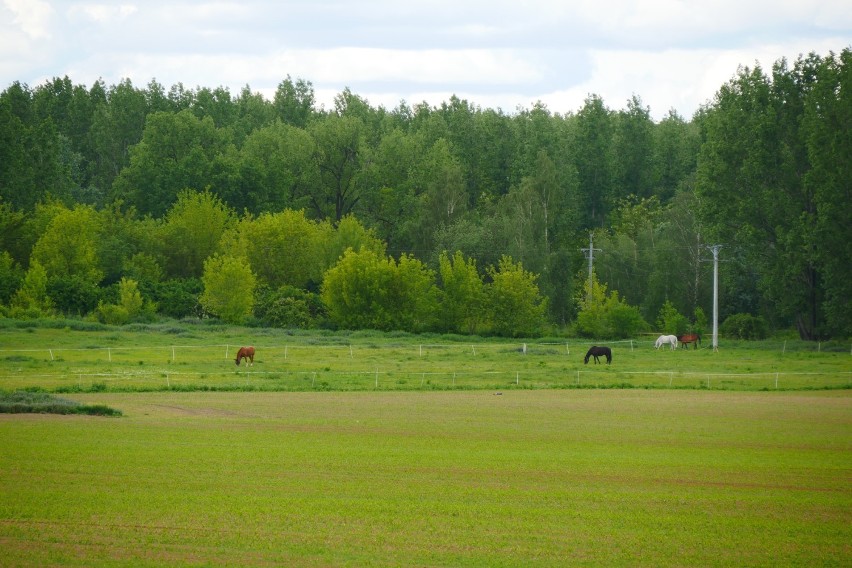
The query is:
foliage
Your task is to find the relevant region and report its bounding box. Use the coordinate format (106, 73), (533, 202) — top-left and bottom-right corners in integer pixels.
(575, 272), (647, 339)
(200, 255), (257, 324)
(437, 251), (485, 334)
(696, 51), (851, 339)
(721, 313), (769, 340)
(656, 300), (690, 335)
(1, 57), (850, 338)
(30, 204), (103, 285)
(47, 275), (101, 316)
(255, 285), (325, 329)
(321, 248), (437, 332)
(94, 277), (151, 325)
(152, 278), (202, 319)
(9, 260), (54, 318)
(0, 251), (23, 304)
(486, 255), (548, 337)
(158, 189), (235, 279)
(229, 209), (326, 289)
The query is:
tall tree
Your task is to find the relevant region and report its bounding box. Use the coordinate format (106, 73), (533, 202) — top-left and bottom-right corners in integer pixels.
(611, 95), (655, 201)
(89, 79), (148, 194)
(307, 115), (366, 222)
(200, 254), (256, 324)
(574, 95), (614, 228)
(437, 250), (485, 334)
(111, 109), (236, 216)
(802, 49), (852, 337)
(696, 56), (834, 339)
(158, 189), (236, 279)
(273, 76), (315, 128)
(238, 121), (316, 213)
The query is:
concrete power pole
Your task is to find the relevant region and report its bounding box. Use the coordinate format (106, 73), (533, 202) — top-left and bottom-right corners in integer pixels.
(708, 245), (722, 352)
(580, 233), (601, 301)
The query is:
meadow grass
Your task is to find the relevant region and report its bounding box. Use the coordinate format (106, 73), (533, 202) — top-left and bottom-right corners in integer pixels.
(1, 390), (849, 566)
(0, 324), (849, 392)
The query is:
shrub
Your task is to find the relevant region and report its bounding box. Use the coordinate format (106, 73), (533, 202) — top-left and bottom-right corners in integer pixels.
(721, 313), (768, 339)
(656, 300), (689, 336)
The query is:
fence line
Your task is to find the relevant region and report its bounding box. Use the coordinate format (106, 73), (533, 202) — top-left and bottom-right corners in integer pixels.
(2, 338), (847, 358)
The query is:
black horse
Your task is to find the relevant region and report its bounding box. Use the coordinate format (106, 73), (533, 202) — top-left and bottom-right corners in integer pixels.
(584, 346), (612, 364)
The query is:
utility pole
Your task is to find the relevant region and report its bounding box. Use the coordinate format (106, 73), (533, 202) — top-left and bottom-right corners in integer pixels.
(708, 244), (722, 352)
(580, 233), (601, 301)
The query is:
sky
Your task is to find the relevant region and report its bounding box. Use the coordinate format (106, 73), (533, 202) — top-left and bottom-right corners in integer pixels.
(1, 0), (850, 121)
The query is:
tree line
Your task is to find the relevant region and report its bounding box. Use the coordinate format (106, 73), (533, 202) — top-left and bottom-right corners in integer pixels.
(0, 48), (848, 338)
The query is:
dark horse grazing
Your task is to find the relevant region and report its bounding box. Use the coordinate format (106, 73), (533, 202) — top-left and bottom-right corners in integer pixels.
(677, 334), (701, 349)
(584, 346), (612, 364)
(235, 346), (255, 366)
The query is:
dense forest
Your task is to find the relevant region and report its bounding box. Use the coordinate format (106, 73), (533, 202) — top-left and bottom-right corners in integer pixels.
(0, 48), (849, 339)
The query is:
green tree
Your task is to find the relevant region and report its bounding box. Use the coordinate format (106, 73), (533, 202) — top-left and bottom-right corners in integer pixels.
(231, 209), (326, 290)
(437, 251), (485, 334)
(238, 121), (316, 213)
(486, 256), (548, 337)
(0, 251), (22, 305)
(307, 115), (366, 222)
(94, 277), (146, 325)
(802, 49), (852, 337)
(273, 76), (315, 128)
(575, 271), (646, 339)
(696, 55), (840, 339)
(574, 95), (614, 228)
(30, 204), (103, 285)
(611, 95), (655, 201)
(89, 78), (148, 193)
(656, 300), (689, 335)
(0, 82), (76, 209)
(111, 109), (236, 217)
(200, 254), (256, 324)
(321, 248), (437, 332)
(10, 260), (53, 318)
(158, 189), (235, 279)
(322, 215), (386, 271)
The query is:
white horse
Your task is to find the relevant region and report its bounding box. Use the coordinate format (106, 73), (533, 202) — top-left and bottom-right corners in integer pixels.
(655, 335), (678, 350)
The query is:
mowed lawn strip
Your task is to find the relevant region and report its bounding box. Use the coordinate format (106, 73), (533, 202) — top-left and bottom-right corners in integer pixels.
(1, 390), (850, 566)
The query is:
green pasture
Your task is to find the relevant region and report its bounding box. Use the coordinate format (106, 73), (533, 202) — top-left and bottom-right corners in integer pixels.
(1, 390), (850, 566)
(0, 324), (849, 392)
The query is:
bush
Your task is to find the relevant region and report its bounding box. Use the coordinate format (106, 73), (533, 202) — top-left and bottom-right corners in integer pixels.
(154, 278), (203, 319)
(656, 300), (689, 336)
(0, 391), (122, 416)
(575, 274), (647, 339)
(721, 313), (768, 339)
(255, 285), (325, 328)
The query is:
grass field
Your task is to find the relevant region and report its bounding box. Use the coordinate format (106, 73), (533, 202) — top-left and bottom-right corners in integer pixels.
(1, 324), (850, 565)
(0, 324), (850, 392)
(1, 390), (850, 566)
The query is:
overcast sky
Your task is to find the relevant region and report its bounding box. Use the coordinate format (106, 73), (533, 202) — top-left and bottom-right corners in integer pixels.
(2, 0), (849, 120)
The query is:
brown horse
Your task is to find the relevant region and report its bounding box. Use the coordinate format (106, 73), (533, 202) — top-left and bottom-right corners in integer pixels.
(677, 334), (701, 350)
(235, 346), (255, 366)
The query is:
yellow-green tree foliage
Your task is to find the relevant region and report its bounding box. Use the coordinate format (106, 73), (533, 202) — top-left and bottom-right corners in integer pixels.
(486, 255), (548, 337)
(200, 254), (256, 324)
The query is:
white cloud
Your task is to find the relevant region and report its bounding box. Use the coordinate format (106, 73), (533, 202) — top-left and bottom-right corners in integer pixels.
(4, 0), (54, 39)
(68, 4), (138, 24)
